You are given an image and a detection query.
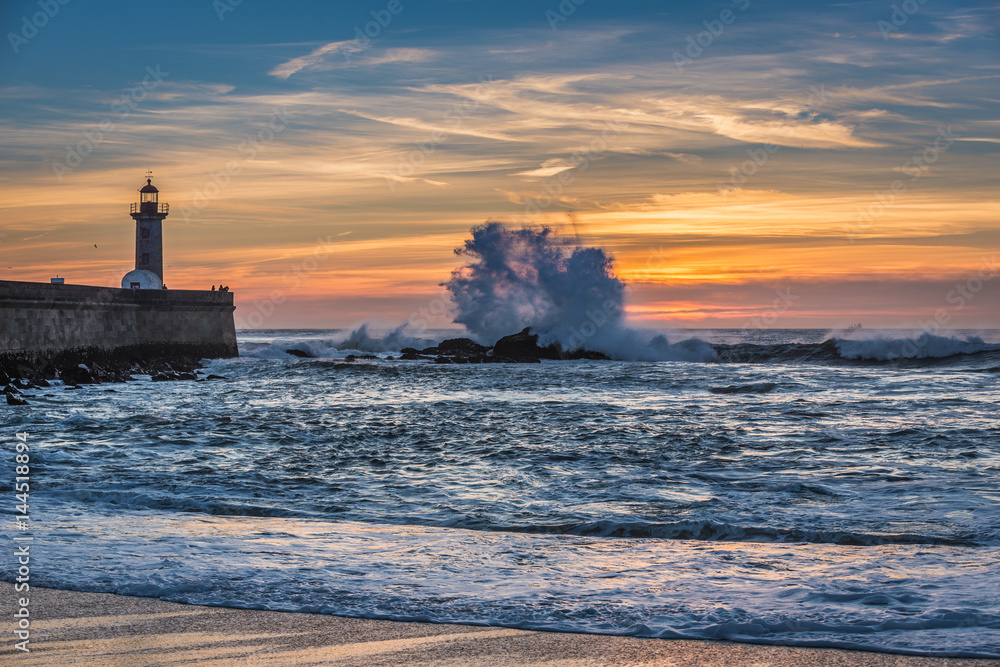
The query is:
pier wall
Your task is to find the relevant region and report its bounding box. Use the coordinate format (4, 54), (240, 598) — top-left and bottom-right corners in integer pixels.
(0, 280), (237, 375)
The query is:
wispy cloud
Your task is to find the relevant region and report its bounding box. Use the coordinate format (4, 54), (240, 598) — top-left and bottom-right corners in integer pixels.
(511, 159), (578, 178)
(269, 41), (363, 79)
(337, 109), (521, 142)
(360, 48), (438, 66)
(270, 44), (437, 79)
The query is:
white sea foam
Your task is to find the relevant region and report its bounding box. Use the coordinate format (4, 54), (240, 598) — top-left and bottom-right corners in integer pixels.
(236, 329), (1000, 364)
(335, 323), (435, 353)
(833, 332), (1000, 360)
(15, 510), (1000, 658)
(237, 324), (447, 359)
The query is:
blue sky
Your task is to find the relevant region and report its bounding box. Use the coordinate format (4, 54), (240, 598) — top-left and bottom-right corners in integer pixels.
(1, 0), (998, 328)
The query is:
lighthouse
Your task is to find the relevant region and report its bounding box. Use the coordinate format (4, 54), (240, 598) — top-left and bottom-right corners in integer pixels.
(121, 173), (169, 290)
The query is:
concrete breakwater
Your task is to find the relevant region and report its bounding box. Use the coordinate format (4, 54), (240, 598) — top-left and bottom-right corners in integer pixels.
(0, 280), (237, 381)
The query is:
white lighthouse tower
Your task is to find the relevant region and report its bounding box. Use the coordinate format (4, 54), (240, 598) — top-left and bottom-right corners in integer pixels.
(122, 172), (169, 289)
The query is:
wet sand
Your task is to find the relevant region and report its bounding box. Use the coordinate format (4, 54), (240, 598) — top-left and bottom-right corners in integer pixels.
(3, 584), (997, 666)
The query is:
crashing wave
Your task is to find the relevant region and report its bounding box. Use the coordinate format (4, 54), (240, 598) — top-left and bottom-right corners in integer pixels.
(442, 223), (724, 361)
(336, 323), (434, 353)
(832, 332), (1000, 360)
(237, 331), (1000, 367)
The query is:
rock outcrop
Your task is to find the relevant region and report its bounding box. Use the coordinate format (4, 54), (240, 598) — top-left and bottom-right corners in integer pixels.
(415, 338), (492, 363)
(1, 353), (208, 390)
(6, 393), (27, 406)
(490, 328), (558, 363)
(491, 328), (609, 362)
(394, 329), (608, 364)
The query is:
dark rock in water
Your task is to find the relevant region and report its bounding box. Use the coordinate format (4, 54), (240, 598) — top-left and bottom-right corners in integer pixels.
(285, 348), (314, 358)
(177, 372), (197, 381)
(61, 364), (99, 385)
(2, 348), (206, 387)
(91, 366), (132, 383)
(399, 330), (604, 364)
(6, 393), (28, 406)
(345, 354), (378, 362)
(710, 382), (777, 395)
(421, 337), (492, 363)
(491, 328), (561, 363)
(150, 360), (176, 373)
(151, 372), (179, 382)
(439, 337), (490, 355)
(491, 327), (539, 362)
(204, 375), (228, 381)
(3, 384), (20, 395)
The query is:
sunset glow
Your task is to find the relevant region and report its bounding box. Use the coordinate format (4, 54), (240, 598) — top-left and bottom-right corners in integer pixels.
(1, 0), (997, 328)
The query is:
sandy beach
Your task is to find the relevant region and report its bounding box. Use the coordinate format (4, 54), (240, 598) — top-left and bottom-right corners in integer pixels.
(3, 584), (997, 666)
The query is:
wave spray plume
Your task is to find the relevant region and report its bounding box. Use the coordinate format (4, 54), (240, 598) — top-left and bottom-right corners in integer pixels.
(443, 222), (625, 347)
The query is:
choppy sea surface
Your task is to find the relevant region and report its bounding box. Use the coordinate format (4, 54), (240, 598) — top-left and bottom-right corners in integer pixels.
(3, 328), (999, 657)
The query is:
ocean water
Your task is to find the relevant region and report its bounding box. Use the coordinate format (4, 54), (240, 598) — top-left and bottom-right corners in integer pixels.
(3, 328), (1000, 658)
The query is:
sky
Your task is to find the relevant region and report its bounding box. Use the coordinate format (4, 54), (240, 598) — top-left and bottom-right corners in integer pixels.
(1, 0), (997, 330)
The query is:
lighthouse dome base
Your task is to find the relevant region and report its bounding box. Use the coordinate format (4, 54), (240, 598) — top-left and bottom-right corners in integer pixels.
(122, 269), (163, 290)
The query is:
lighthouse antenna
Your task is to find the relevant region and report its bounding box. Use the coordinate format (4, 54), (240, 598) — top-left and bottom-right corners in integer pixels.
(145, 168), (153, 181)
